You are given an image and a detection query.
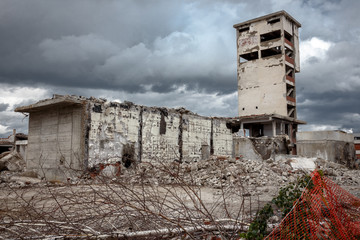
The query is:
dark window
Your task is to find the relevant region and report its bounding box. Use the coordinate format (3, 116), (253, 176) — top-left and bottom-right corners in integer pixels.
(238, 26), (250, 33)
(287, 105), (295, 118)
(286, 65), (294, 78)
(286, 84), (295, 98)
(160, 114), (166, 135)
(284, 31), (293, 42)
(260, 30), (281, 42)
(267, 18), (280, 24)
(240, 51), (258, 63)
(261, 46), (282, 58)
(285, 46), (293, 58)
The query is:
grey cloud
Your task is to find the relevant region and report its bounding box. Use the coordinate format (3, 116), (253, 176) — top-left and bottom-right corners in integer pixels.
(0, 0), (360, 135)
(0, 103), (9, 112)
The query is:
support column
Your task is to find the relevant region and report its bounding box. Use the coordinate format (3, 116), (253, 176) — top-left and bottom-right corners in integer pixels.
(280, 122), (285, 134)
(272, 121), (277, 136)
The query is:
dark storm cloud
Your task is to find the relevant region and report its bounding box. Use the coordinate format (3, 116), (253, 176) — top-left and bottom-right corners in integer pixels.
(298, 91), (360, 131)
(0, 0), (275, 95)
(0, 103), (9, 112)
(0, 0), (360, 136)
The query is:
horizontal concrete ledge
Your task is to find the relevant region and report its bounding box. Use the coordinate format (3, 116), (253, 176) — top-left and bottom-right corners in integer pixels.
(15, 97), (85, 113)
(297, 131), (354, 143)
(233, 10), (301, 29)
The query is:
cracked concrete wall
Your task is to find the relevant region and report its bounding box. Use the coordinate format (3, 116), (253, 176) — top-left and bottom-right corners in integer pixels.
(88, 100), (141, 167)
(141, 107), (180, 162)
(19, 96), (237, 179)
(212, 119), (233, 156)
(26, 105), (84, 181)
(233, 136), (289, 160)
(182, 114), (211, 162)
(297, 131), (356, 168)
(87, 100), (234, 165)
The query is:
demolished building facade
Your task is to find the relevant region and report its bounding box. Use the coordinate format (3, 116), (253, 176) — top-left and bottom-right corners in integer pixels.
(15, 96), (240, 180)
(232, 11), (305, 153)
(13, 11), (357, 180)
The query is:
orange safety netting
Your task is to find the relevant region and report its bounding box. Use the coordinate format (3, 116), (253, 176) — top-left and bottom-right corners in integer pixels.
(265, 170), (360, 240)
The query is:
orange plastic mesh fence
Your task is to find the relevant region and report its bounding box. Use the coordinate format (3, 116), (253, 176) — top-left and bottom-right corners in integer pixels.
(265, 170), (360, 240)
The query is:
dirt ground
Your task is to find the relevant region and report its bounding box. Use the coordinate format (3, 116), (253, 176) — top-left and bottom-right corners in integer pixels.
(0, 157), (359, 239)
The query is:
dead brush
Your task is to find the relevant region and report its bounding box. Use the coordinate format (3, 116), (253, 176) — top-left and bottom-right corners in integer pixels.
(0, 159), (261, 240)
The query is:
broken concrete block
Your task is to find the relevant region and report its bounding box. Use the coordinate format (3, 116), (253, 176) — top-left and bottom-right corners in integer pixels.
(0, 151), (25, 172)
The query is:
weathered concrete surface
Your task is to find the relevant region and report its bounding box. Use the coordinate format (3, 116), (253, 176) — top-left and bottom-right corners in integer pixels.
(142, 107), (180, 162)
(15, 95), (87, 181)
(233, 135), (289, 160)
(297, 131), (356, 168)
(88, 100), (141, 167)
(233, 137), (262, 161)
(212, 119), (233, 157)
(16, 95), (238, 180)
(0, 151), (25, 172)
(234, 10), (300, 119)
(182, 114), (211, 162)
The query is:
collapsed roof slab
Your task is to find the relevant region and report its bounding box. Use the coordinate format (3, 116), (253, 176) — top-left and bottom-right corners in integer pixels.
(15, 96), (86, 113)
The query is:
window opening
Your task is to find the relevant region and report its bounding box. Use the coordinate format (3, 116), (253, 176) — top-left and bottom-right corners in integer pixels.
(284, 31), (293, 42)
(286, 65), (294, 78)
(285, 46), (294, 58)
(286, 84), (295, 98)
(240, 51), (258, 63)
(238, 26), (250, 33)
(261, 46), (281, 58)
(267, 18), (280, 24)
(260, 30), (281, 42)
(287, 105), (295, 118)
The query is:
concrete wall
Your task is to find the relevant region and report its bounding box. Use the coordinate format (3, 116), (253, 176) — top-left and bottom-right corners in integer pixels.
(86, 98), (234, 168)
(141, 107), (180, 162)
(212, 118), (233, 156)
(15, 140), (27, 160)
(233, 136), (289, 160)
(19, 95), (297, 180)
(88, 100), (141, 167)
(297, 131), (356, 168)
(26, 105), (85, 181)
(182, 114), (211, 162)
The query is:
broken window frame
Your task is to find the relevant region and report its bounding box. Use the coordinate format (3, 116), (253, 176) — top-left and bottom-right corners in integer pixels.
(286, 65), (295, 79)
(239, 51), (259, 63)
(284, 30), (293, 43)
(261, 46), (282, 58)
(286, 84), (295, 99)
(260, 30), (281, 43)
(285, 45), (294, 58)
(287, 105), (296, 118)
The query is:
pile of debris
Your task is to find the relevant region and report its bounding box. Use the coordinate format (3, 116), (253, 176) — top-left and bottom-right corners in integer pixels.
(116, 155), (360, 195)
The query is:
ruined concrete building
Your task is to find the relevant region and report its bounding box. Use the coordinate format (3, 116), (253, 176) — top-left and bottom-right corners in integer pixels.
(0, 129), (27, 158)
(15, 95), (291, 180)
(15, 11), (357, 180)
(232, 11), (305, 153)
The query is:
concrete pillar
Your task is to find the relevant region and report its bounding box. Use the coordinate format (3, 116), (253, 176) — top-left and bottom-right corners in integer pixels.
(272, 121), (276, 136)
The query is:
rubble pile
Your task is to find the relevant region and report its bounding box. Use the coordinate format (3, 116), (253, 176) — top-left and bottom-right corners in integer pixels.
(119, 156), (360, 190)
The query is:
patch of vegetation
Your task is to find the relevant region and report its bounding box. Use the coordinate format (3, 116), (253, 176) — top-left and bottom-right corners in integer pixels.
(239, 172), (316, 240)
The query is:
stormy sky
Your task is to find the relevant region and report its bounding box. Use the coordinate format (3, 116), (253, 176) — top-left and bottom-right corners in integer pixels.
(0, 0), (359, 137)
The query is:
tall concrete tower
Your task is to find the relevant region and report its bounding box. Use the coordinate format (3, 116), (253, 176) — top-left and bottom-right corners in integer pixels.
(233, 10), (301, 119)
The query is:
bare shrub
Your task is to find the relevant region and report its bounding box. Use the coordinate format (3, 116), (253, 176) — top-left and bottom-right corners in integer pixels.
(0, 160), (258, 239)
